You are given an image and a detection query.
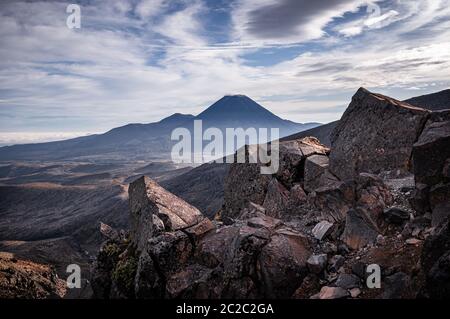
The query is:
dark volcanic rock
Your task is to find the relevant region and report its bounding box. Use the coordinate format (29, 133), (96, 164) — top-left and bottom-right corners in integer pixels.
(262, 179), (290, 218)
(330, 88), (430, 181)
(413, 112), (450, 186)
(383, 207), (410, 225)
(412, 110), (450, 226)
(94, 178), (313, 299)
(223, 138), (328, 221)
(342, 209), (378, 250)
(129, 176), (204, 251)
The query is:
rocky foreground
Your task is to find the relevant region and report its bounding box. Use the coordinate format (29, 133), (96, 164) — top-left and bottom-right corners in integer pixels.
(90, 88), (449, 299)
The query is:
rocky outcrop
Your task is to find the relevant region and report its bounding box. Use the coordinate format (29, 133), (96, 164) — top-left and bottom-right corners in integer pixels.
(330, 88), (430, 181)
(421, 219), (450, 299)
(0, 252), (65, 299)
(91, 87), (450, 300)
(129, 177), (205, 251)
(92, 178), (312, 299)
(222, 137), (328, 221)
(412, 110), (450, 226)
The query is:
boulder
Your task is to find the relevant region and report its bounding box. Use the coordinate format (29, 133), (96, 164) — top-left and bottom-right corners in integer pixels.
(223, 161), (271, 221)
(413, 114), (450, 186)
(335, 273), (360, 289)
(383, 207), (411, 225)
(317, 286), (349, 299)
(258, 228), (311, 298)
(308, 180), (355, 222)
(100, 222), (120, 242)
(277, 137), (329, 188)
(429, 183), (450, 227)
(311, 221), (334, 241)
(355, 173), (393, 223)
(262, 178), (290, 218)
(330, 88), (429, 181)
(306, 254), (328, 274)
(223, 137), (328, 221)
(129, 177), (204, 251)
(380, 272), (412, 299)
(328, 255), (345, 273)
(342, 209), (378, 250)
(304, 155), (335, 192)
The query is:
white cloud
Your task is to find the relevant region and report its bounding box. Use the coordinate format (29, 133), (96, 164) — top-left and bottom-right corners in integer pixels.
(0, 0), (449, 143)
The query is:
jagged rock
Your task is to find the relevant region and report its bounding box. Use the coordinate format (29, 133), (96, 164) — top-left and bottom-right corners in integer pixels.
(100, 222), (120, 242)
(328, 255), (345, 273)
(129, 177), (205, 251)
(412, 111), (450, 226)
(342, 209), (378, 250)
(258, 228), (311, 298)
(308, 180), (354, 222)
(147, 231), (193, 278)
(307, 254), (328, 274)
(277, 137), (329, 188)
(183, 218), (215, 243)
(317, 286), (349, 299)
(304, 155), (336, 192)
(383, 207), (411, 225)
(351, 262), (367, 279)
(413, 113), (450, 186)
(134, 249), (163, 298)
(335, 273), (360, 289)
(429, 183), (450, 227)
(410, 183), (431, 214)
(380, 272), (412, 299)
(425, 251), (450, 299)
(262, 179), (289, 218)
(330, 88), (430, 181)
(223, 138), (328, 221)
(223, 161), (271, 221)
(311, 221), (334, 240)
(356, 173), (393, 223)
(288, 184), (307, 207)
(350, 288), (361, 298)
(421, 219), (450, 298)
(291, 274), (320, 299)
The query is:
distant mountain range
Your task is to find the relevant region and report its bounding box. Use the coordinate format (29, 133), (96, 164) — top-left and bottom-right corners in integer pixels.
(0, 95), (319, 161)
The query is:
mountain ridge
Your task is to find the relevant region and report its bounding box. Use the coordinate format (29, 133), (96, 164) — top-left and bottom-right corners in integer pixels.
(0, 95), (320, 161)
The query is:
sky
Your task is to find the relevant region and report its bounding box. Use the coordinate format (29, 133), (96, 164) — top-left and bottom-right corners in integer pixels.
(0, 0), (450, 145)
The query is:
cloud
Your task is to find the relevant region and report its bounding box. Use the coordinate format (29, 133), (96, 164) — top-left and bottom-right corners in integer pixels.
(232, 0), (374, 44)
(0, 0), (449, 143)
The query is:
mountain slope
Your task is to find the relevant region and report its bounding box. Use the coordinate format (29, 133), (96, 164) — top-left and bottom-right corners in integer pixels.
(0, 96), (318, 161)
(405, 89), (450, 111)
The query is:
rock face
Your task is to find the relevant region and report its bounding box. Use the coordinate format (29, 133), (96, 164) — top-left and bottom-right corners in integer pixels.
(129, 177), (204, 251)
(330, 88), (430, 181)
(222, 137), (329, 221)
(0, 252), (65, 299)
(92, 178), (312, 299)
(421, 219), (450, 299)
(342, 209), (378, 250)
(412, 110), (450, 226)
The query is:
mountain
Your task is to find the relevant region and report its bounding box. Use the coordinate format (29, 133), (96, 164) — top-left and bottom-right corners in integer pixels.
(0, 96), (319, 161)
(405, 89), (450, 111)
(282, 120), (339, 146)
(283, 88), (450, 146)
